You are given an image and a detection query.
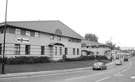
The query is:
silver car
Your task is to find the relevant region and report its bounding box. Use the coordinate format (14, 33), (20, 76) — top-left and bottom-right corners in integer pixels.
(93, 62), (107, 70)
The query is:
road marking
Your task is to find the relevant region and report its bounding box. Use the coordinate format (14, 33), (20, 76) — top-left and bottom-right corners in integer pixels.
(113, 72), (123, 76)
(95, 76), (110, 82)
(130, 76), (135, 79)
(64, 71), (107, 81)
(65, 76), (88, 81)
(122, 69), (127, 72)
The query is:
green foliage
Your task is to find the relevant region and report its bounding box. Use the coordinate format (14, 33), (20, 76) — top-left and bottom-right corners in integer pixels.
(85, 33), (98, 42)
(105, 41), (116, 50)
(65, 55), (109, 62)
(0, 56), (50, 64)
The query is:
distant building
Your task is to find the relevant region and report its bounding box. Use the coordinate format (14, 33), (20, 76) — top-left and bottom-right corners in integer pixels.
(0, 20), (83, 61)
(81, 40), (111, 58)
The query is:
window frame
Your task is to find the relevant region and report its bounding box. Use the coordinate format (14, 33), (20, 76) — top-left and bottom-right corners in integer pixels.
(26, 31), (30, 36)
(35, 32), (39, 37)
(0, 44), (2, 55)
(41, 46), (45, 55)
(15, 44), (21, 55)
(57, 36), (61, 41)
(73, 48), (75, 55)
(25, 45), (30, 55)
(15, 28), (21, 35)
(50, 34), (54, 40)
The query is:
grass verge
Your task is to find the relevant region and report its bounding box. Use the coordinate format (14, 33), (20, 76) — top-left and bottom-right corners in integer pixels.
(0, 60), (110, 74)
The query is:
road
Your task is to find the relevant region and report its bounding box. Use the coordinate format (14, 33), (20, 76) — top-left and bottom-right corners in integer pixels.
(0, 58), (135, 82)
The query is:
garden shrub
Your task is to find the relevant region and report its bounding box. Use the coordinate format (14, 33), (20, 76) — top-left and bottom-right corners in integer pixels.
(0, 56), (50, 64)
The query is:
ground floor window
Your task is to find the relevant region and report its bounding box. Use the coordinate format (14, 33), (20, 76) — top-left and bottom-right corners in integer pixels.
(60, 47), (62, 55)
(0, 44), (2, 55)
(73, 48), (75, 55)
(77, 48), (79, 55)
(55, 46), (57, 55)
(65, 48), (67, 55)
(15, 44), (20, 55)
(41, 46), (45, 55)
(25, 45), (30, 55)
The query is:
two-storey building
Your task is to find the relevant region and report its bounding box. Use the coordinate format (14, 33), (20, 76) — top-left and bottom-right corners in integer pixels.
(0, 20), (83, 61)
(81, 40), (111, 58)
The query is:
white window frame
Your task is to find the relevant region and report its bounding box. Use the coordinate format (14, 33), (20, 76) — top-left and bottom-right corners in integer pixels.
(15, 29), (21, 35)
(26, 31), (30, 36)
(50, 35), (54, 40)
(35, 32), (39, 37)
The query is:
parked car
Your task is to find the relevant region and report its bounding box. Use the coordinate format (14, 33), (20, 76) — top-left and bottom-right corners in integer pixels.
(124, 57), (128, 61)
(115, 60), (122, 65)
(93, 62), (107, 70)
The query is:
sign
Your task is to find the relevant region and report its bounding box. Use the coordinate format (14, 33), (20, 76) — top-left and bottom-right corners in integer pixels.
(18, 37), (29, 43)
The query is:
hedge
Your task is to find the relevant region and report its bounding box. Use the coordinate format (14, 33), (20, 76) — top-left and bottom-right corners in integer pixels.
(65, 55), (109, 62)
(0, 56), (50, 64)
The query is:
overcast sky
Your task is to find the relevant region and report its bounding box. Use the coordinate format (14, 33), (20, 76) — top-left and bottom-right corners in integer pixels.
(0, 0), (135, 48)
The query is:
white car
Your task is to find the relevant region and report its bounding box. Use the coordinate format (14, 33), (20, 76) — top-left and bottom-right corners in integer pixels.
(93, 62), (107, 70)
(115, 60), (122, 65)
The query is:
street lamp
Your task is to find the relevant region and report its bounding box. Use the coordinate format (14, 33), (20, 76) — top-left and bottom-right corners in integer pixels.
(2, 0), (8, 74)
(96, 45), (99, 55)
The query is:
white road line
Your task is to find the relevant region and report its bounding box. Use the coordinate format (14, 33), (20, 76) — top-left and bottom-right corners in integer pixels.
(65, 76), (88, 81)
(130, 76), (135, 79)
(122, 69), (127, 72)
(64, 71), (107, 81)
(95, 76), (110, 82)
(113, 72), (123, 76)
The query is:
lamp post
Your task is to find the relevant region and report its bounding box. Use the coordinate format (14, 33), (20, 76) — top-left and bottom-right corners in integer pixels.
(2, 0), (8, 74)
(96, 45), (99, 55)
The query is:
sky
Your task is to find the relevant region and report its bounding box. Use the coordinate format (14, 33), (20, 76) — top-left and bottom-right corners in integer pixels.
(0, 0), (135, 48)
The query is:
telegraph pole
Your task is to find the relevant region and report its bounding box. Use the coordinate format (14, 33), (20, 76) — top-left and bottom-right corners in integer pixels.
(2, 0), (8, 74)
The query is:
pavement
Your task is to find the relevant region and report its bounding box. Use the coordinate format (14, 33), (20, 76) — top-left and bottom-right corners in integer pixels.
(0, 60), (115, 78)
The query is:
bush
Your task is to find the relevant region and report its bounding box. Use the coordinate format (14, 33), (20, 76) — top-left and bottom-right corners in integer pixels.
(1, 56), (50, 64)
(65, 55), (109, 62)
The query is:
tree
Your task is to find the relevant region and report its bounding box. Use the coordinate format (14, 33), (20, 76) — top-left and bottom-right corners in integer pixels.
(84, 33), (98, 42)
(105, 41), (116, 50)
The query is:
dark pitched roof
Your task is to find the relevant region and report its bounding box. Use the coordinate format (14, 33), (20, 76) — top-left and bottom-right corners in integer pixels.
(82, 40), (107, 47)
(0, 20), (83, 39)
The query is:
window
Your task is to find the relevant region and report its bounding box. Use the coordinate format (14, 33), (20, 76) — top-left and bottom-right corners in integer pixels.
(15, 29), (21, 34)
(25, 45), (30, 55)
(21, 29), (26, 35)
(26, 31), (30, 36)
(55, 46), (57, 55)
(50, 35), (54, 40)
(65, 48), (68, 55)
(0, 44), (2, 55)
(30, 31), (35, 37)
(0, 28), (4, 34)
(15, 44), (20, 55)
(73, 48), (75, 55)
(60, 47), (62, 55)
(77, 49), (79, 55)
(35, 32), (39, 37)
(41, 46), (45, 55)
(57, 36), (61, 41)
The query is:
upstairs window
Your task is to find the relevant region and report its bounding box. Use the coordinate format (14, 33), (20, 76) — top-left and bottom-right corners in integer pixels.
(26, 31), (30, 36)
(0, 29), (4, 34)
(15, 29), (21, 35)
(0, 44), (2, 55)
(50, 35), (54, 40)
(35, 32), (39, 37)
(57, 36), (61, 41)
